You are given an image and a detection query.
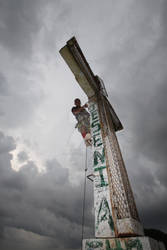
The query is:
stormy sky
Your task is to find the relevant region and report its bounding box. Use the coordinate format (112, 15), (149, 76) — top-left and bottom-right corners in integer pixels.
(0, 0), (167, 249)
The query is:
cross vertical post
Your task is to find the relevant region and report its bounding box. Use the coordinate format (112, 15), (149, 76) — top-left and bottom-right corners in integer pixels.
(59, 37), (163, 250)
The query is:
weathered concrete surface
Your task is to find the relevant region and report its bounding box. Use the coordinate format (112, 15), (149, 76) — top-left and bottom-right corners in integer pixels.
(89, 100), (143, 237)
(82, 236), (165, 250)
(117, 218), (144, 236)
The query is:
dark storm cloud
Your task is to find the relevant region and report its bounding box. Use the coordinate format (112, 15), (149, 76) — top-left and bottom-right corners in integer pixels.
(131, 0), (167, 187)
(0, 0), (43, 58)
(0, 227), (59, 250)
(127, 156), (167, 232)
(0, 131), (93, 249)
(0, 0), (71, 61)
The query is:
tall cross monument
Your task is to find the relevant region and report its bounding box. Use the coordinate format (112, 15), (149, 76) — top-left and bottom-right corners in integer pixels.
(59, 37), (163, 250)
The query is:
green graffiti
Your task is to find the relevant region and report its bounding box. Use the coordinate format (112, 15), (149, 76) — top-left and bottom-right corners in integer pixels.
(115, 240), (124, 250)
(105, 239), (123, 250)
(93, 134), (103, 147)
(106, 240), (112, 250)
(125, 239), (143, 250)
(89, 103), (96, 113)
(97, 197), (114, 231)
(94, 166), (108, 187)
(91, 120), (101, 133)
(90, 103), (103, 147)
(85, 238), (143, 250)
(91, 110), (98, 120)
(94, 148), (105, 166)
(86, 240), (103, 249)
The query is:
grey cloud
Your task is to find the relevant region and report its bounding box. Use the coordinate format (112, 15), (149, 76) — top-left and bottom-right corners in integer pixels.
(0, 0), (69, 131)
(127, 156), (167, 232)
(161, 0), (167, 45)
(0, 0), (43, 59)
(0, 131), (15, 154)
(0, 74), (9, 96)
(0, 0), (71, 61)
(46, 158), (69, 184)
(0, 131), (93, 249)
(0, 70), (43, 129)
(17, 151), (28, 163)
(0, 227), (59, 250)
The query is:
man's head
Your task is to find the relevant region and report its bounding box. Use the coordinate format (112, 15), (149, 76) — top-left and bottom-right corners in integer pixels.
(74, 98), (81, 107)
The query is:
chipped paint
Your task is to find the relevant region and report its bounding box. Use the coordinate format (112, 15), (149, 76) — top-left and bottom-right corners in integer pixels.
(97, 197), (114, 231)
(89, 101), (115, 237)
(117, 218), (144, 236)
(85, 240), (103, 249)
(83, 236), (163, 250)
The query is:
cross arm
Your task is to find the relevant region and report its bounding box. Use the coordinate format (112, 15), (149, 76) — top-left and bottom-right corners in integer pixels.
(59, 36), (100, 98)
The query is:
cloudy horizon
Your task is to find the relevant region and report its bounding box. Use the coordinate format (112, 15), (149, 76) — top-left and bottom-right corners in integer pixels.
(0, 0), (167, 249)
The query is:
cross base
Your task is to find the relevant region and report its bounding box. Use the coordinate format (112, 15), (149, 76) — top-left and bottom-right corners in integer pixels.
(82, 236), (165, 250)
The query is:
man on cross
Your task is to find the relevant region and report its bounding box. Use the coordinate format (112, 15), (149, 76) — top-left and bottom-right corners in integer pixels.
(71, 98), (91, 146)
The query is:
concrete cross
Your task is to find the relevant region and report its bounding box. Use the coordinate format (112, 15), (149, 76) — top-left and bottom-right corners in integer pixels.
(59, 37), (163, 250)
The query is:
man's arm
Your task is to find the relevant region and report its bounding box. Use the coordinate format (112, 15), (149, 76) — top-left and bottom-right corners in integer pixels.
(73, 104), (88, 115)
